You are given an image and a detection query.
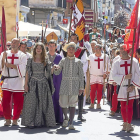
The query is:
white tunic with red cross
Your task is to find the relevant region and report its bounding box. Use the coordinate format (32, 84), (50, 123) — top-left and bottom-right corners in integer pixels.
(112, 57), (140, 101)
(0, 50), (27, 92)
(26, 52), (32, 60)
(108, 55), (120, 84)
(88, 53), (108, 85)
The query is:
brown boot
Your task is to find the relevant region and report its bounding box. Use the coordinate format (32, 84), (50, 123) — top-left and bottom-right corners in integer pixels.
(126, 123), (134, 132)
(96, 104), (101, 109)
(4, 119), (11, 126)
(109, 111), (115, 116)
(121, 122), (127, 131)
(12, 120), (18, 126)
(88, 104), (94, 109)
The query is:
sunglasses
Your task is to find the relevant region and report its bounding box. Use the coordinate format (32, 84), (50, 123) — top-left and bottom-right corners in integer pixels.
(6, 45), (11, 47)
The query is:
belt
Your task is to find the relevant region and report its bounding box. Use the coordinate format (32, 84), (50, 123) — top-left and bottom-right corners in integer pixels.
(1, 76), (19, 81)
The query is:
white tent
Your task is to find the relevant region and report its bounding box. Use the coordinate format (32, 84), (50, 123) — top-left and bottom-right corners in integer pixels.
(19, 21), (60, 37)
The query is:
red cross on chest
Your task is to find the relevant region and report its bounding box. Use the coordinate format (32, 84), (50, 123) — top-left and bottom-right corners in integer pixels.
(95, 57), (103, 69)
(7, 54), (19, 69)
(120, 61), (130, 75)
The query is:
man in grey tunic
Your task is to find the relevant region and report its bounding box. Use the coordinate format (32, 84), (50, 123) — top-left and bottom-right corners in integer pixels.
(53, 42), (84, 130)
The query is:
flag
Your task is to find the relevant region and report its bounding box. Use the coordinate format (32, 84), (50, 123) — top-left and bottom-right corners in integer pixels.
(0, 6), (6, 54)
(135, 20), (140, 52)
(127, 0), (139, 29)
(71, 0), (85, 41)
(124, 0), (140, 52)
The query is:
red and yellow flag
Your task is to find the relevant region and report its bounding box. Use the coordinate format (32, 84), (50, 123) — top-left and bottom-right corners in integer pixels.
(124, 0), (140, 52)
(71, 0), (85, 41)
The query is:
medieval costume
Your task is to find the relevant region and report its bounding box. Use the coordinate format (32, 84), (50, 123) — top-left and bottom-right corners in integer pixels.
(60, 43), (88, 121)
(21, 58), (56, 127)
(88, 53), (108, 109)
(108, 55), (120, 116)
(48, 52), (63, 124)
(54, 42), (85, 130)
(112, 57), (140, 132)
(0, 50), (27, 125)
(54, 56), (84, 129)
(26, 52), (32, 59)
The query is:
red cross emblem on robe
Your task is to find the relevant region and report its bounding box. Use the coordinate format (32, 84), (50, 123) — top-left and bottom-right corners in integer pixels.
(7, 54), (19, 69)
(95, 57), (103, 69)
(120, 61), (131, 75)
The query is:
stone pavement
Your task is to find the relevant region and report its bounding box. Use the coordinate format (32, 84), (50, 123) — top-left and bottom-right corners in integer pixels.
(0, 99), (140, 140)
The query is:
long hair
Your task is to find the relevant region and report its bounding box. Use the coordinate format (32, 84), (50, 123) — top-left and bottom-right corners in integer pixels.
(33, 42), (47, 66)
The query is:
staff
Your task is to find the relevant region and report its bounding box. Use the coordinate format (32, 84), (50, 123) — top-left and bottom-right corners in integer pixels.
(68, 0), (74, 43)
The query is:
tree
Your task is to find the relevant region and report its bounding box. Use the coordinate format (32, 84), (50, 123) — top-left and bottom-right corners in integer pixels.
(114, 10), (130, 28)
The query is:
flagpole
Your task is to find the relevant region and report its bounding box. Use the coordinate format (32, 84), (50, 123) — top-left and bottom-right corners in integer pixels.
(127, 28), (136, 105)
(1, 24), (10, 76)
(68, 0), (74, 43)
(103, 24), (106, 105)
(44, 21), (47, 39)
(127, 0), (139, 105)
(42, 20), (44, 43)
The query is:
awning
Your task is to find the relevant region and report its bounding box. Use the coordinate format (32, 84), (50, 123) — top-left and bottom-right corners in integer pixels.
(58, 24), (69, 33)
(19, 21), (60, 37)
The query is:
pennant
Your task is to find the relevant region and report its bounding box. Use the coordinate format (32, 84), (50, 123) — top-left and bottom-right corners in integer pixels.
(124, 0), (140, 52)
(0, 6), (6, 54)
(127, 0), (139, 29)
(71, 0), (85, 41)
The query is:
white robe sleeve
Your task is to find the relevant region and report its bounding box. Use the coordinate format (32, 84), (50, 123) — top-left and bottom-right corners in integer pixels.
(81, 51), (88, 74)
(132, 60), (140, 89)
(17, 54), (27, 78)
(60, 51), (64, 58)
(112, 61), (125, 86)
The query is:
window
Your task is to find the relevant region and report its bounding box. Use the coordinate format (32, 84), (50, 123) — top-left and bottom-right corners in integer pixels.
(108, 10), (110, 16)
(103, 0), (106, 4)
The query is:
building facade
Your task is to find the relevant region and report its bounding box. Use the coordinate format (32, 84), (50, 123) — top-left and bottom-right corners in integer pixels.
(20, 0), (30, 22)
(27, 0), (66, 28)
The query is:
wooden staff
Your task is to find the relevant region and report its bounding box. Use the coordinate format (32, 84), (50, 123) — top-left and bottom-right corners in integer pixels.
(103, 24), (106, 105)
(42, 20), (44, 43)
(1, 25), (10, 76)
(44, 21), (47, 39)
(127, 28), (136, 105)
(68, 0), (74, 43)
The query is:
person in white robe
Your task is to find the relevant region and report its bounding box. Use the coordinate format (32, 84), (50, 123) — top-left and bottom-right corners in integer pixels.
(0, 38), (27, 126)
(112, 44), (140, 132)
(19, 41), (32, 59)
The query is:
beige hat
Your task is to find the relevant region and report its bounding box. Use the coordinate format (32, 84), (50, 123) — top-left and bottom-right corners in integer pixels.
(62, 42), (76, 52)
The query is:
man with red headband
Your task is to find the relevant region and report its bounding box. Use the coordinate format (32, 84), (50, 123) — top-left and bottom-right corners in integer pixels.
(112, 44), (140, 132)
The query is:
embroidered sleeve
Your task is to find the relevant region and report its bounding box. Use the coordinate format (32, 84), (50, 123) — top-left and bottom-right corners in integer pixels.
(54, 58), (64, 75)
(78, 61), (85, 90)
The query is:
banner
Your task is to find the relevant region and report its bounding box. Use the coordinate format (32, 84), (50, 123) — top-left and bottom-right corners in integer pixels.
(0, 7), (6, 54)
(71, 0), (85, 41)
